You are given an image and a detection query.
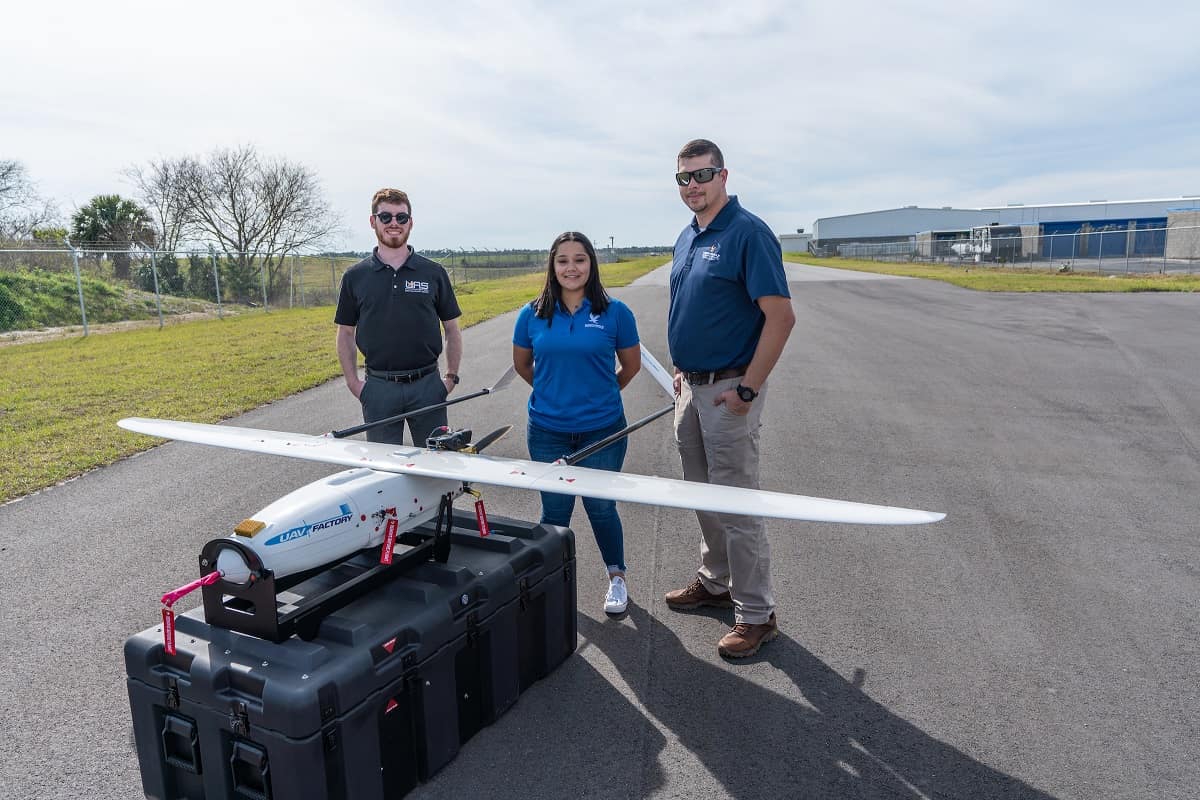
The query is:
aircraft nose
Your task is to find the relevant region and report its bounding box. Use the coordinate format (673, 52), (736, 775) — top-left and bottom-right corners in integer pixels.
(216, 548), (253, 584)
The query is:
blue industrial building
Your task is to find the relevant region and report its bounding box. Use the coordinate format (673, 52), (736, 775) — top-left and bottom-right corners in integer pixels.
(811, 197), (1200, 260)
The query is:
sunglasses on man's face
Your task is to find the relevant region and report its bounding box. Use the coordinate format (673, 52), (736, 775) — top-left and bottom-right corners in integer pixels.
(675, 167), (723, 187)
(374, 211), (411, 225)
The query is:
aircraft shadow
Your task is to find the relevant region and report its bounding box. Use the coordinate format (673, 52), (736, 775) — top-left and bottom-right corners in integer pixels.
(578, 605), (1059, 800)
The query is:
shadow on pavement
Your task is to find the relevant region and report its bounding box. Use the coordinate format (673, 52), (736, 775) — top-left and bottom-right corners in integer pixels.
(580, 605), (1058, 799)
(414, 643), (667, 799)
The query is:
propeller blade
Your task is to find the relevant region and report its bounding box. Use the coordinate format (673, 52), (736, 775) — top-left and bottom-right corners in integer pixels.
(470, 425), (513, 453)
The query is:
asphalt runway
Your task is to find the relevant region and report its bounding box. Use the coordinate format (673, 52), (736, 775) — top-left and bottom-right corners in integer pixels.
(1, 263), (1197, 799)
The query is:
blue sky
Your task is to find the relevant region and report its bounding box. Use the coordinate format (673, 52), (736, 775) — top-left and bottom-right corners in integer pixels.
(3, 1), (1199, 251)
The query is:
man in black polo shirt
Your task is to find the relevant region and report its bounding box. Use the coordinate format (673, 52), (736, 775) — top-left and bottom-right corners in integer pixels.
(335, 188), (463, 445)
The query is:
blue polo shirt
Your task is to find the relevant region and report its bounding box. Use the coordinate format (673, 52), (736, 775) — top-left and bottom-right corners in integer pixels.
(513, 298), (639, 432)
(667, 195), (790, 371)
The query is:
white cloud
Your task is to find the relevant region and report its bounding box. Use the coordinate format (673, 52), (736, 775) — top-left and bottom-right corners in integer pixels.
(3, 0), (1199, 249)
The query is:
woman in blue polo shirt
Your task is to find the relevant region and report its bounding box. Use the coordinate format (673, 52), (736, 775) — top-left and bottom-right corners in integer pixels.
(513, 231), (641, 615)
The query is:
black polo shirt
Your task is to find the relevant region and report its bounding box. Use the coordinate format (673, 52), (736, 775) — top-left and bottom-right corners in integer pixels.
(334, 247), (461, 371)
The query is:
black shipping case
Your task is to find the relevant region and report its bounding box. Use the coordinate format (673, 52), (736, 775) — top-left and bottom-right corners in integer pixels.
(125, 512), (576, 800)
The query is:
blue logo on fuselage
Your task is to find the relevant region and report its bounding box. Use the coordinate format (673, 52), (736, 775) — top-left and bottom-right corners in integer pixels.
(263, 504), (353, 546)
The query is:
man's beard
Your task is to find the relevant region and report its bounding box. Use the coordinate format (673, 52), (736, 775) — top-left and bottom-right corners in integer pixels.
(376, 229), (409, 249)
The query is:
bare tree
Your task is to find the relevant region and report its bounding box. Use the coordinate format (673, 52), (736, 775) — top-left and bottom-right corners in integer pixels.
(174, 145), (340, 300)
(124, 157), (190, 253)
(0, 159), (58, 242)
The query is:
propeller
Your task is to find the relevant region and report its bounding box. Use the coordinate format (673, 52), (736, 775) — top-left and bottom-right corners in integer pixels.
(466, 425), (513, 454)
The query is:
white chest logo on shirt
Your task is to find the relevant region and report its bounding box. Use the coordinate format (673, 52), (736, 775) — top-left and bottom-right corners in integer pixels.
(701, 243), (721, 262)
(405, 279), (431, 293)
(585, 313), (605, 330)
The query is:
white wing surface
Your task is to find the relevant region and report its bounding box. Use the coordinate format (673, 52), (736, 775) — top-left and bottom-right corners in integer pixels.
(119, 418), (945, 526)
(639, 344), (677, 398)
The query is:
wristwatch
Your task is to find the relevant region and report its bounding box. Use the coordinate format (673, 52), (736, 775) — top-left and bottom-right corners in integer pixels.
(445, 373), (460, 385)
(735, 383), (758, 403)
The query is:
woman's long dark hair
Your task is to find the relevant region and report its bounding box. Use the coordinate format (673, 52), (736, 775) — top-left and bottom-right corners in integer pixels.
(532, 231), (610, 324)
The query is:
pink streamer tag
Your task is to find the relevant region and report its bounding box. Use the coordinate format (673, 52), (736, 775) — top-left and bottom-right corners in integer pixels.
(162, 607), (176, 656)
(475, 499), (491, 538)
(381, 517), (399, 564)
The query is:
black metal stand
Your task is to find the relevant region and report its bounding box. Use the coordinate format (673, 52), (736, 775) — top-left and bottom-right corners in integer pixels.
(198, 496), (458, 642)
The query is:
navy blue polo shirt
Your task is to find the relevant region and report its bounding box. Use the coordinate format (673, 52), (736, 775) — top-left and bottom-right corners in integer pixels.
(334, 247), (461, 371)
(667, 195), (790, 372)
(513, 298), (639, 432)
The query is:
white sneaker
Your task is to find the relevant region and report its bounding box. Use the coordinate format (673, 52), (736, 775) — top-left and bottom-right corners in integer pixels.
(604, 575), (629, 615)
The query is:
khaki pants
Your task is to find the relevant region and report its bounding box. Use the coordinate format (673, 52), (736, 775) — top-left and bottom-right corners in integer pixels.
(674, 377), (775, 624)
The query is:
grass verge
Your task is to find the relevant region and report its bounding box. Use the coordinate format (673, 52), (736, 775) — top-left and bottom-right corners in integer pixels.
(785, 254), (1200, 292)
(0, 256), (666, 504)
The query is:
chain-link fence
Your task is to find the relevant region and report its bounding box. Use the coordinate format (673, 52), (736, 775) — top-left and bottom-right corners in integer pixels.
(814, 222), (1200, 275)
(0, 244), (553, 340)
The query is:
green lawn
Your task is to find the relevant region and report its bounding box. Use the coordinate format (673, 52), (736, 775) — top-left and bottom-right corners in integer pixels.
(0, 256), (666, 503)
(785, 254), (1200, 292)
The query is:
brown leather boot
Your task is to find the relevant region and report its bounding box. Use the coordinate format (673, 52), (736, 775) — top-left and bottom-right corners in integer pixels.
(717, 613), (778, 658)
(664, 577), (734, 611)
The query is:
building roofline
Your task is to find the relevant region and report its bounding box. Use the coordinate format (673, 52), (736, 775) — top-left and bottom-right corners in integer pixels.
(815, 206), (985, 222)
(978, 196), (1200, 211)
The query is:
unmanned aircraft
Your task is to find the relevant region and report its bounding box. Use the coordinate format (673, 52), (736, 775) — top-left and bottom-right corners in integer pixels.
(120, 346), (944, 614)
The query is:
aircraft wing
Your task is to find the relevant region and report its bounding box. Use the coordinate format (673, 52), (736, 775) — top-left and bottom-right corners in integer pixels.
(639, 343), (677, 398)
(118, 418), (945, 526)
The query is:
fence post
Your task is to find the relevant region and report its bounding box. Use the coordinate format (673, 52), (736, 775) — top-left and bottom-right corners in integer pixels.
(142, 243), (165, 329)
(209, 245), (223, 319)
(289, 254), (295, 309)
(65, 236), (89, 337)
(260, 254), (269, 311)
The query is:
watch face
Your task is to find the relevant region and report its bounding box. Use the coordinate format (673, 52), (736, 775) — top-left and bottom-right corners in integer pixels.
(737, 385), (755, 402)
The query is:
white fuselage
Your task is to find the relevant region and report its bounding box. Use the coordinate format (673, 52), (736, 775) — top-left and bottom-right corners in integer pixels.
(214, 468), (462, 583)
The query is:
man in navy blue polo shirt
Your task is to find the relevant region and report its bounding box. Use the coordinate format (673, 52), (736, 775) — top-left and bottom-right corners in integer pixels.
(663, 139), (796, 659)
(335, 188), (463, 446)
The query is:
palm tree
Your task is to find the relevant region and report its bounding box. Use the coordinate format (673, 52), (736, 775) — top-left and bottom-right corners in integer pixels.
(70, 194), (155, 280)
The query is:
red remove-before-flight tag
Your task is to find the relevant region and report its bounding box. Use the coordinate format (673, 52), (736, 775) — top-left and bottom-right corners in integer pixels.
(381, 517), (399, 564)
(475, 499), (491, 537)
(162, 607), (176, 656)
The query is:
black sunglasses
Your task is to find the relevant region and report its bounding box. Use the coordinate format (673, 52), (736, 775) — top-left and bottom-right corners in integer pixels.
(675, 167), (724, 187)
(374, 211), (411, 225)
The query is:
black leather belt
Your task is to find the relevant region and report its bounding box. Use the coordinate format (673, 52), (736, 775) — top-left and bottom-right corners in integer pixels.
(366, 364), (438, 383)
(680, 365), (748, 386)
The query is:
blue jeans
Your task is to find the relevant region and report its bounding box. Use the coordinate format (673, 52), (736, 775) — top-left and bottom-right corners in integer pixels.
(527, 414), (628, 573)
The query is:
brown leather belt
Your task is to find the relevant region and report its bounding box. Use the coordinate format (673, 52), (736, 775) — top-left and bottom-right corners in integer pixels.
(366, 364), (438, 383)
(680, 365), (747, 386)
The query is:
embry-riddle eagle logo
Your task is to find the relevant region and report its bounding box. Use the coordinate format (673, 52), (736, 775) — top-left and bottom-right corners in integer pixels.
(701, 243), (721, 262)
